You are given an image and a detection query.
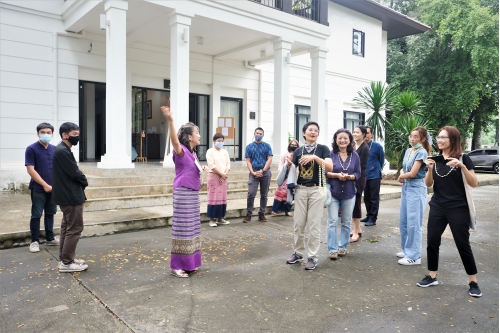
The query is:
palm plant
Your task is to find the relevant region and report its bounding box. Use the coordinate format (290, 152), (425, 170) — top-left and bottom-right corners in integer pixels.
(352, 81), (397, 140)
(385, 114), (434, 171)
(393, 91), (425, 117)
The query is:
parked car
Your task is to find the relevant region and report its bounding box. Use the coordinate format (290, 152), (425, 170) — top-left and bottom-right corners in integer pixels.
(467, 147), (499, 174)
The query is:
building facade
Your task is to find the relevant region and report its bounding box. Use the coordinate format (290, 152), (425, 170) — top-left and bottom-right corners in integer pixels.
(0, 0), (428, 188)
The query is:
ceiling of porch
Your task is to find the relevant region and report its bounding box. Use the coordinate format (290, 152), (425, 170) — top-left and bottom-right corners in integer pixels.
(71, 0), (312, 64)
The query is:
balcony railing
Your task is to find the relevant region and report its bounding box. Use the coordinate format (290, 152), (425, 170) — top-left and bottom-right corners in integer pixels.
(249, 0), (328, 26)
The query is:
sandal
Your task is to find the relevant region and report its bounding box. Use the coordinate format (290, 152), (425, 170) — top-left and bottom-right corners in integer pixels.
(170, 269), (189, 278)
(285, 212), (293, 217)
(271, 212), (277, 216)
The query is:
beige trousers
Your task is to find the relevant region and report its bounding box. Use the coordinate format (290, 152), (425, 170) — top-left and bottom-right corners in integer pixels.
(293, 186), (324, 259)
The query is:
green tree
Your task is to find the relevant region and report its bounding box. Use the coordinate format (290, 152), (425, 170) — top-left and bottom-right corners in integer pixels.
(352, 81), (397, 140)
(386, 0), (499, 148)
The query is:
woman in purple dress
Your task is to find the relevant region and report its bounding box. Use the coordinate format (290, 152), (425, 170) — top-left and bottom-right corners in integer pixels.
(161, 105), (207, 278)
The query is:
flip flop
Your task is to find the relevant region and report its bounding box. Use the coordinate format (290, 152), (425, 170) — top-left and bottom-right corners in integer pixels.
(349, 237), (358, 243)
(171, 269), (189, 278)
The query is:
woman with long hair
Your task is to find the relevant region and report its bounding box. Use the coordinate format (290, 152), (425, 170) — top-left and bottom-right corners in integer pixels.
(271, 139), (299, 217)
(285, 122), (333, 270)
(350, 125), (370, 243)
(161, 105), (207, 278)
(396, 126), (431, 265)
(417, 126), (482, 297)
(206, 133), (231, 227)
(326, 129), (361, 260)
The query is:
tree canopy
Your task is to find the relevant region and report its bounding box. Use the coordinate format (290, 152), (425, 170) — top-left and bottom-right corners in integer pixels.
(384, 0), (499, 147)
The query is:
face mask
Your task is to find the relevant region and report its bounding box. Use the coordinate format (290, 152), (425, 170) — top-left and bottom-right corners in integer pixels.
(67, 135), (80, 146)
(255, 135), (263, 142)
(39, 134), (52, 144)
(215, 142), (224, 149)
(289, 146), (298, 152)
(412, 143), (422, 149)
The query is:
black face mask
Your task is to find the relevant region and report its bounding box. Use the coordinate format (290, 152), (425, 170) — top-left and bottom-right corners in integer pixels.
(67, 135), (79, 146)
(289, 146), (298, 152)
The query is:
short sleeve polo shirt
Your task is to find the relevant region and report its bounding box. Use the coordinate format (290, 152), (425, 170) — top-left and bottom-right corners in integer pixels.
(25, 141), (56, 192)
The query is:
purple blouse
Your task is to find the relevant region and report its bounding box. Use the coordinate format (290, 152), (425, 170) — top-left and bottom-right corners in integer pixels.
(173, 144), (201, 191)
(327, 151), (361, 200)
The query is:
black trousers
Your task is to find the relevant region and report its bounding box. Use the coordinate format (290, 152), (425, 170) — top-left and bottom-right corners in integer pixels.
(427, 205), (477, 275)
(364, 178), (381, 221)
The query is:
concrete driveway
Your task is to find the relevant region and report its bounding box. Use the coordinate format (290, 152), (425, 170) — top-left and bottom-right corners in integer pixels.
(0, 186), (498, 333)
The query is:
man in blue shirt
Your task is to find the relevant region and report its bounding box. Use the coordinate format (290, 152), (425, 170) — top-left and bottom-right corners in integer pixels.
(362, 126), (385, 226)
(25, 122), (59, 253)
(243, 127), (273, 223)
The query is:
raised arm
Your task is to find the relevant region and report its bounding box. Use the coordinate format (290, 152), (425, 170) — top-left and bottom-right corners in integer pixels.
(161, 106), (183, 156)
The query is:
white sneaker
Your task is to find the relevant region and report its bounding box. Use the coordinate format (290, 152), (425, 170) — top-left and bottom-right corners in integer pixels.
(216, 219), (230, 225)
(58, 259), (85, 269)
(45, 238), (59, 246)
(398, 257), (421, 265)
(208, 220), (217, 227)
(58, 262), (88, 272)
(29, 242), (40, 253)
(396, 251), (405, 258)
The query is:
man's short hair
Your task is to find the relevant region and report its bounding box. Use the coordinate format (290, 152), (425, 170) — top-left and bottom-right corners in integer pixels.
(37, 122), (54, 133)
(59, 122), (80, 138)
(254, 127), (264, 134)
(365, 125), (373, 133)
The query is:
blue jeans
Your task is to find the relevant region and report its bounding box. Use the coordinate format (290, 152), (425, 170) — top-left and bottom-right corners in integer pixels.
(327, 195), (356, 253)
(30, 190), (57, 243)
(399, 179), (426, 260)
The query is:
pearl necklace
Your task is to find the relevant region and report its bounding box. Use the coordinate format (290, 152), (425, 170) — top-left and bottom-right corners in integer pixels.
(338, 153), (352, 171)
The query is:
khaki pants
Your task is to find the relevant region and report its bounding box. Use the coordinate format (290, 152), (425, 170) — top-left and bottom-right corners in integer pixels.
(59, 204), (84, 265)
(293, 186), (324, 259)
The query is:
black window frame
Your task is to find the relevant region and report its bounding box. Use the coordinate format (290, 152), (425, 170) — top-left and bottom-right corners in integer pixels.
(343, 111), (365, 132)
(294, 104), (311, 145)
(352, 29), (365, 57)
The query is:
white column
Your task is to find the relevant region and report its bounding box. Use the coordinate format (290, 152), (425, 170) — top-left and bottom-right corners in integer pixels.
(310, 47), (328, 145)
(273, 38), (293, 159)
(98, 0), (134, 169)
(163, 10), (193, 168)
(210, 82), (221, 142)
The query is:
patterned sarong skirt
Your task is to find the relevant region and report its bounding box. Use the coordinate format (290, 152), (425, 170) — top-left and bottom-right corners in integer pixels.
(206, 172), (228, 219)
(170, 187), (202, 271)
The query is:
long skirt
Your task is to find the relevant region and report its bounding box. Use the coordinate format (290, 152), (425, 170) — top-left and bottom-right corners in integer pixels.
(206, 173), (228, 218)
(170, 187), (202, 271)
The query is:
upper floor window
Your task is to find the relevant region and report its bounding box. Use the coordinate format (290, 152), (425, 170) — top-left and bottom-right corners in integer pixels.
(353, 30), (365, 57)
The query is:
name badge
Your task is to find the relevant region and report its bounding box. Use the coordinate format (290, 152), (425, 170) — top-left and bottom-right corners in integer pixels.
(194, 159), (202, 173)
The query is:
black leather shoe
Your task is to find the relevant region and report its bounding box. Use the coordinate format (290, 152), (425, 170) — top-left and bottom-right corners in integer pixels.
(365, 220), (377, 226)
(360, 217), (369, 223)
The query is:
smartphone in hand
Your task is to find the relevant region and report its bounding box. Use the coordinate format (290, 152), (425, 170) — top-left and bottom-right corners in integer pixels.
(428, 155), (447, 163)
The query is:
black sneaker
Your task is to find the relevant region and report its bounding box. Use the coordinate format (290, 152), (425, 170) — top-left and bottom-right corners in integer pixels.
(416, 275), (439, 288)
(468, 281), (482, 297)
(286, 252), (303, 264)
(304, 258), (317, 270)
(360, 217), (369, 223)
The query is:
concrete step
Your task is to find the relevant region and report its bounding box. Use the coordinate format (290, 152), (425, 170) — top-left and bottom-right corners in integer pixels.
(86, 171), (256, 187)
(83, 188), (275, 212)
(84, 179), (278, 199)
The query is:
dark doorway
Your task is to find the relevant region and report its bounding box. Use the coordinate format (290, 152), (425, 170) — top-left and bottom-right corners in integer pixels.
(189, 93), (210, 161)
(79, 81), (106, 162)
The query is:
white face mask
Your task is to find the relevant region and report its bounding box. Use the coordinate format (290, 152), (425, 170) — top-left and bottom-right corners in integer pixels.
(215, 142), (224, 149)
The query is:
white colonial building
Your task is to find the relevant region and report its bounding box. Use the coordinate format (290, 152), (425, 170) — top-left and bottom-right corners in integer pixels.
(0, 0), (428, 188)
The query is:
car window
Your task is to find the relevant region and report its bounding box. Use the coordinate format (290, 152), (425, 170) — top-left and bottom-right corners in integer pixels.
(468, 150), (484, 156)
(485, 150), (498, 155)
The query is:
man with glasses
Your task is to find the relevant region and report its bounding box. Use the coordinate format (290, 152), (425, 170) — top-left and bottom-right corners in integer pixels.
(361, 126), (385, 226)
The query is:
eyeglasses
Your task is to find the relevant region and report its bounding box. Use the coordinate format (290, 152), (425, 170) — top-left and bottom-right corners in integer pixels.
(435, 136), (450, 140)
